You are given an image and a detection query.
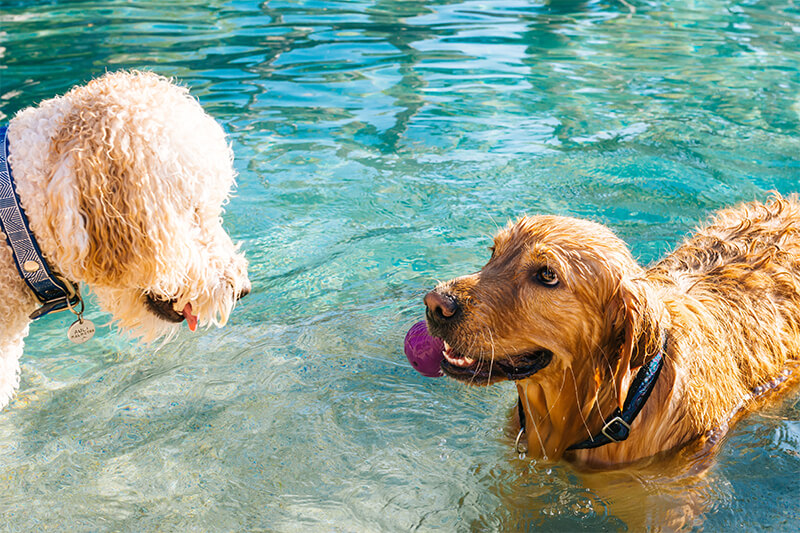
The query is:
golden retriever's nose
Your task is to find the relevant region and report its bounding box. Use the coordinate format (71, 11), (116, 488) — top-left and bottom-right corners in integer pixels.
(424, 291), (459, 321)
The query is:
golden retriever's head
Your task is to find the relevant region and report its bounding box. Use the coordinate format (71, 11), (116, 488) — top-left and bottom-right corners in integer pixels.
(426, 215), (658, 408)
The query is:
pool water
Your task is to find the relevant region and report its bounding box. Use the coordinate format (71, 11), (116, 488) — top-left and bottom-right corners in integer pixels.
(2, 0), (800, 530)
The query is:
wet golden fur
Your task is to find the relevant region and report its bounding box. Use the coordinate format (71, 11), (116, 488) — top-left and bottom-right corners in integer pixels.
(428, 195), (800, 467)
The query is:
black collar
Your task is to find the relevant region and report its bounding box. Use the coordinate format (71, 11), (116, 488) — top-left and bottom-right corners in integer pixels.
(0, 125), (81, 319)
(515, 334), (666, 454)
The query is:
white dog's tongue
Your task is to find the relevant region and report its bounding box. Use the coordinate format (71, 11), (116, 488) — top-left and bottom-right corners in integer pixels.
(183, 303), (198, 331)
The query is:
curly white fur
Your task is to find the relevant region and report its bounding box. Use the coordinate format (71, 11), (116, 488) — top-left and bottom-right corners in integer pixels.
(0, 70), (250, 409)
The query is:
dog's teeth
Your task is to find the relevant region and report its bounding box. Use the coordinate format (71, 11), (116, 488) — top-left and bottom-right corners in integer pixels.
(441, 342), (478, 368)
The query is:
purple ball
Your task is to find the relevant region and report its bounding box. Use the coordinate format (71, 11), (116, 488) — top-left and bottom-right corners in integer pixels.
(404, 320), (445, 377)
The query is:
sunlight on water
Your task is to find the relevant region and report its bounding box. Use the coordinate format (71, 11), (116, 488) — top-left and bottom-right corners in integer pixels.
(1, 0), (799, 530)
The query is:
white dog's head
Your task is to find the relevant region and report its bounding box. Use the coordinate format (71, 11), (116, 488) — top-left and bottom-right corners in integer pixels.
(9, 70), (250, 340)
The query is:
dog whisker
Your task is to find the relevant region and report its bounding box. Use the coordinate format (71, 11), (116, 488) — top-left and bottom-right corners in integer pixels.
(569, 366), (594, 440)
(541, 369), (568, 420)
(486, 212), (501, 234)
(521, 386), (548, 461)
(487, 329), (496, 386)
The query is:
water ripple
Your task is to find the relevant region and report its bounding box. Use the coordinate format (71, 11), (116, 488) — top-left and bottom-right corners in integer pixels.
(2, 0), (800, 530)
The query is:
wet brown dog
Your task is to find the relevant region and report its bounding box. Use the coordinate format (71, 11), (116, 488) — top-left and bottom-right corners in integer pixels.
(425, 195), (800, 467)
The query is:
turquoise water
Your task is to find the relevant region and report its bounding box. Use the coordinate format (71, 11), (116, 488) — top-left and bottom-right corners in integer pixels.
(2, 0), (800, 530)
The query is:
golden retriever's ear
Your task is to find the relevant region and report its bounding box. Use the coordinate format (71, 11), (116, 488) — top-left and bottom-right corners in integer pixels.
(608, 280), (648, 411)
(613, 288), (637, 410)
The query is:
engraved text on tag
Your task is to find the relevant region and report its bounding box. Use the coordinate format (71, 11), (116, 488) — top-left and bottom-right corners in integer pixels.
(68, 319), (95, 344)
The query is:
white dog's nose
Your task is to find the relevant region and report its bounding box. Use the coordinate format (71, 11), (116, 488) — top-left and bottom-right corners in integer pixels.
(237, 284), (251, 300)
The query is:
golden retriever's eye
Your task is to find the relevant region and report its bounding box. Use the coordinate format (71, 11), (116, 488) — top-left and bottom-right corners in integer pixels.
(535, 267), (559, 287)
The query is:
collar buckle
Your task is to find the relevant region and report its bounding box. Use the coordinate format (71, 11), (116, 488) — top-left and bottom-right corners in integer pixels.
(564, 332), (667, 452)
(600, 416), (631, 443)
(29, 294), (82, 320)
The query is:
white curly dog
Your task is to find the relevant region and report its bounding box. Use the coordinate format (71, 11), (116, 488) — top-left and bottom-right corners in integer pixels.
(0, 70), (250, 409)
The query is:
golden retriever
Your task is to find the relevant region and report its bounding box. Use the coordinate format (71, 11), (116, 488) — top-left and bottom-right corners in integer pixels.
(425, 195), (800, 467)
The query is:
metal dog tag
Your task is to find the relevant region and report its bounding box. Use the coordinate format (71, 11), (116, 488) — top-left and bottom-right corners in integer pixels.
(67, 318), (95, 344)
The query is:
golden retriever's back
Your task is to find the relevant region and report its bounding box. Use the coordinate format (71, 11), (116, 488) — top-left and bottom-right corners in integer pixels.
(646, 195), (800, 431)
(651, 196), (800, 283)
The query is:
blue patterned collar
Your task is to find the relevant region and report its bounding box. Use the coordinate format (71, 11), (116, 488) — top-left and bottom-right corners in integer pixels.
(514, 333), (666, 456)
(0, 125), (81, 319)
(567, 334), (666, 450)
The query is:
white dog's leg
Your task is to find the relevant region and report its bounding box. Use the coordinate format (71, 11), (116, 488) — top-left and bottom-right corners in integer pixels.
(0, 333), (25, 409)
(0, 233), (39, 410)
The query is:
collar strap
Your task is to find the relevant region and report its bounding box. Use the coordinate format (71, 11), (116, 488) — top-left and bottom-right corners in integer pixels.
(566, 334), (666, 450)
(0, 125), (81, 320)
(514, 333), (666, 454)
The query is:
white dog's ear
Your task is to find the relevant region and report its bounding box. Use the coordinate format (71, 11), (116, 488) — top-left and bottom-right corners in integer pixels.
(47, 106), (161, 286)
(43, 153), (92, 271)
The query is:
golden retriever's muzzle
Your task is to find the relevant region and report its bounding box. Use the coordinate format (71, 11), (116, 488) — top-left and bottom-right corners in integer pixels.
(424, 290), (461, 331)
(424, 289), (553, 382)
(440, 349), (553, 382)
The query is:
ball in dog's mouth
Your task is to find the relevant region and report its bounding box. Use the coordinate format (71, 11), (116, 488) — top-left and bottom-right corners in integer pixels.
(440, 341), (554, 382)
(404, 320), (446, 377)
(144, 294), (199, 331)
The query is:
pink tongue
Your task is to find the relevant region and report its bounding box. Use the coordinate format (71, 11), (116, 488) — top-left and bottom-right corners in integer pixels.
(182, 303), (198, 332)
